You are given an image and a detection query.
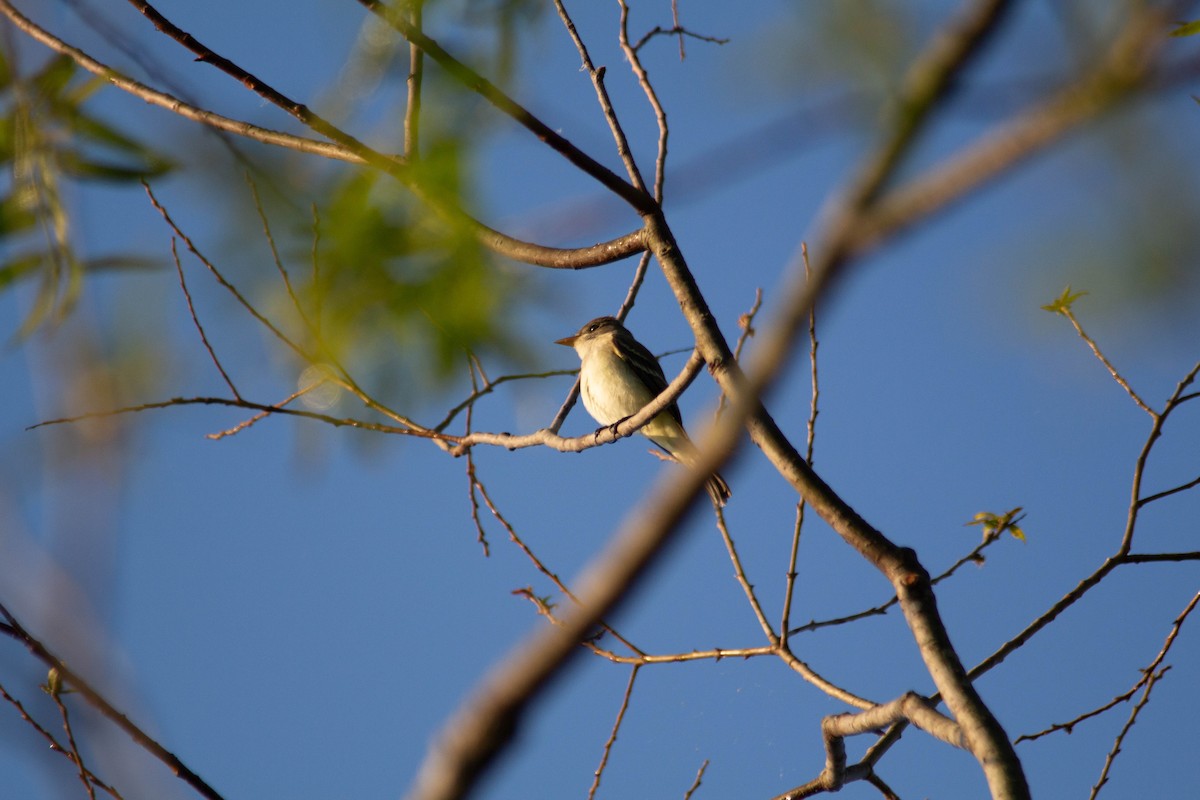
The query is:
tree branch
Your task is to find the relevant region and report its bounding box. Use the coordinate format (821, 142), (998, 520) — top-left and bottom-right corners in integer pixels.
(0, 603), (225, 800)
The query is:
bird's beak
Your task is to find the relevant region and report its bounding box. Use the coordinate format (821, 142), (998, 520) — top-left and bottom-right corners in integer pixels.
(554, 334), (578, 347)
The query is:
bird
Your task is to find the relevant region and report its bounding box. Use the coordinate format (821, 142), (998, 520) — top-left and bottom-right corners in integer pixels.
(555, 315), (731, 506)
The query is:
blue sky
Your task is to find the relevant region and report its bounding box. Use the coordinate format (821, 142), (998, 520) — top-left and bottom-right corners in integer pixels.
(2, 1), (1199, 799)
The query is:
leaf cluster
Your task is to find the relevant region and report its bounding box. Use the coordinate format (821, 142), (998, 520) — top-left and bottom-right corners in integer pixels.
(0, 52), (171, 336)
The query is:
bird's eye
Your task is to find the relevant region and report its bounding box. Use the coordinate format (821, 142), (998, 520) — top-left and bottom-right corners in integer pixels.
(588, 323), (599, 333)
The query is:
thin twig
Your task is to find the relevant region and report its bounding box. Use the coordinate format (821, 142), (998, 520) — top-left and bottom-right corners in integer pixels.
(587, 666), (640, 800)
(207, 382), (321, 441)
(790, 523), (1009, 636)
(631, 25), (730, 54)
(716, 288), (763, 417)
(170, 237), (241, 400)
(552, 0), (648, 192)
(245, 173), (313, 333)
(1016, 590), (1199, 744)
(1137, 474), (1200, 507)
(144, 182), (307, 362)
(682, 759), (709, 800)
(714, 508), (776, 641)
(781, 246), (816, 645)
(353, 0), (654, 215)
(0, 679), (123, 799)
(0, 0), (363, 162)
(478, 476), (643, 657)
(464, 359), (490, 556)
(1087, 666), (1170, 800)
(0, 603), (224, 800)
(617, 0), (670, 200)
(1061, 308), (1154, 416)
(50, 688), (96, 800)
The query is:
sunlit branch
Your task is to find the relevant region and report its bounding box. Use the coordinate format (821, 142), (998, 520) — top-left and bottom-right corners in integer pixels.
(1138, 475), (1200, 507)
(451, 350), (705, 454)
(772, 693), (965, 800)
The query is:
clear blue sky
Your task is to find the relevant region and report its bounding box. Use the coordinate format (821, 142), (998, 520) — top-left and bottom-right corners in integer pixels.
(2, 2), (1199, 799)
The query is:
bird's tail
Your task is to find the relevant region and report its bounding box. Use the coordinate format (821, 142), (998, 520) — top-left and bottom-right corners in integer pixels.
(705, 472), (732, 508)
(647, 429), (732, 507)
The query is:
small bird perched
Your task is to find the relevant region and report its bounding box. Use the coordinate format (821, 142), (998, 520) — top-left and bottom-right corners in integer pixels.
(556, 316), (731, 506)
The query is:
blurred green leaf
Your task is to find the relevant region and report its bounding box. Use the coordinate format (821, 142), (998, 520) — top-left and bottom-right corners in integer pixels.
(30, 55), (76, 100)
(0, 53), (174, 333)
(1170, 20), (1200, 37)
(57, 147), (172, 182)
(308, 142), (525, 395)
(0, 192), (37, 235)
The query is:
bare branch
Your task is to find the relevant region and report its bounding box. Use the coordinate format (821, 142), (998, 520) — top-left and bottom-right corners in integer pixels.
(1087, 666), (1171, 800)
(587, 666), (639, 800)
(773, 693), (964, 799)
(1060, 308), (1154, 416)
(49, 681), (96, 800)
(1138, 474), (1200, 507)
(0, 679), (123, 799)
(1017, 591), (1200, 744)
(631, 26), (730, 54)
(170, 237), (242, 400)
(682, 759), (709, 800)
(553, 0), (648, 193)
(618, 0), (671, 200)
(0, 603), (225, 800)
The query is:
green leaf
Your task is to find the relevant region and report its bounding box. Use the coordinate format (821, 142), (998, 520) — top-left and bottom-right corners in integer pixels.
(965, 507), (1027, 541)
(57, 147), (172, 182)
(0, 252), (48, 291)
(1040, 285), (1087, 314)
(30, 55), (77, 100)
(1170, 20), (1200, 37)
(0, 191), (38, 235)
